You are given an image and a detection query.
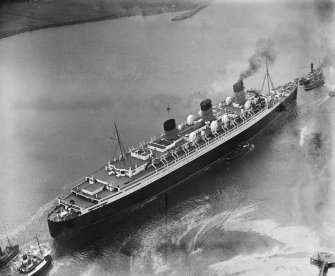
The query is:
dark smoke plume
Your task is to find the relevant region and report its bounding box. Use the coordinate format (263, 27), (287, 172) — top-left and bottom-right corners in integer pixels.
(239, 38), (277, 80)
(239, 0), (335, 80)
(314, 0), (334, 23)
(313, 0), (335, 67)
(320, 47), (335, 67)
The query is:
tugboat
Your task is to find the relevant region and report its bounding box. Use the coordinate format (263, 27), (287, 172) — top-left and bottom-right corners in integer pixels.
(0, 237), (19, 267)
(310, 252), (335, 276)
(224, 142), (254, 161)
(300, 63), (325, 91)
(18, 237), (52, 276)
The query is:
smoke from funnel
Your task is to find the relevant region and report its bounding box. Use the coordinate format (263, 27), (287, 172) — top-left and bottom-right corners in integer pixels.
(238, 0), (335, 81)
(239, 38), (277, 80)
(315, 0), (334, 23)
(320, 48), (335, 67)
(313, 0), (335, 67)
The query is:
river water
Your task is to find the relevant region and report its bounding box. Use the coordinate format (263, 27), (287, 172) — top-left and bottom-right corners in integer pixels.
(1, 1), (335, 275)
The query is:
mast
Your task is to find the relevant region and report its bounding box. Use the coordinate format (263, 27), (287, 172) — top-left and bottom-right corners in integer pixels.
(7, 237), (11, 247)
(111, 123), (135, 167)
(260, 57), (275, 95)
(36, 236), (43, 257)
(266, 58), (270, 93)
(114, 123), (124, 158)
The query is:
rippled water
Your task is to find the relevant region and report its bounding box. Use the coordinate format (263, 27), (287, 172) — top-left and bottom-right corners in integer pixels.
(1, 1), (335, 275)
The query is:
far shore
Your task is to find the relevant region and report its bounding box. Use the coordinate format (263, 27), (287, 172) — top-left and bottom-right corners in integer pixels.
(0, 0), (204, 39)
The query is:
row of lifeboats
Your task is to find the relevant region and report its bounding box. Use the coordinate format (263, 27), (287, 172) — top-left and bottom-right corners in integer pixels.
(148, 109), (261, 169)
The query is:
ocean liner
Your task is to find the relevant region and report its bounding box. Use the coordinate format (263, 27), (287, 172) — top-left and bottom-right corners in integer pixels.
(47, 68), (298, 238)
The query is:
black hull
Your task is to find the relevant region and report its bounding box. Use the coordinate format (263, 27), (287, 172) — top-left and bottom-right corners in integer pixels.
(0, 245), (19, 267)
(224, 146), (252, 161)
(19, 255), (52, 276)
(48, 88), (297, 238)
(33, 255), (52, 276)
(304, 80), (325, 91)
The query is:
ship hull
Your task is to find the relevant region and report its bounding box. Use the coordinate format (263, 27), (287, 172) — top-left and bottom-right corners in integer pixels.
(304, 79), (325, 91)
(48, 88), (297, 238)
(0, 245), (19, 267)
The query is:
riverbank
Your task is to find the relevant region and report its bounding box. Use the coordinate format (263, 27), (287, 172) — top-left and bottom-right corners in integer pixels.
(0, 0), (203, 39)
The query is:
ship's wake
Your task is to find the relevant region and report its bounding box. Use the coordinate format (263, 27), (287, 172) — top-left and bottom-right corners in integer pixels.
(206, 214), (325, 276)
(300, 94), (331, 113)
(125, 198), (329, 276)
(0, 199), (55, 249)
(78, 80), (335, 276)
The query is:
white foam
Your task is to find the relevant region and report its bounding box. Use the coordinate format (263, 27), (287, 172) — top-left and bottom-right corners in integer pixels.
(0, 199), (55, 242)
(320, 103), (335, 248)
(299, 126), (307, 146)
(49, 259), (73, 276)
(187, 204), (258, 247)
(208, 252), (318, 276)
(206, 203), (331, 276)
(191, 247), (203, 255)
(139, 202), (211, 251)
(135, 200), (326, 275)
(151, 254), (171, 274)
(80, 265), (96, 276)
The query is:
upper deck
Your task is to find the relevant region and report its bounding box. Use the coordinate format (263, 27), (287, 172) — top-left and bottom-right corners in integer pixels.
(53, 79), (297, 217)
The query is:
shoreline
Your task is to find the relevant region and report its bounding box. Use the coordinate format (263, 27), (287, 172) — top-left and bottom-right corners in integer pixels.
(0, 0), (203, 40)
(0, 11), (167, 39)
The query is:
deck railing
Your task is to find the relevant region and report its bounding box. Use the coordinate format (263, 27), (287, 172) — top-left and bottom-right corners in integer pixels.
(59, 198), (83, 211)
(67, 85), (296, 207)
(98, 101), (278, 203)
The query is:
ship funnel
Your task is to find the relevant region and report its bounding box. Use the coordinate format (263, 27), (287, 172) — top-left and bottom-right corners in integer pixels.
(311, 63), (314, 72)
(200, 99), (214, 122)
(163, 119), (178, 141)
(233, 79), (246, 105)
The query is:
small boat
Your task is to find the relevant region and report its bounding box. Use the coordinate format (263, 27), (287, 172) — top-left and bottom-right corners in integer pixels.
(225, 142), (254, 161)
(18, 237), (52, 276)
(310, 252), (335, 275)
(329, 90), (335, 97)
(300, 63), (325, 91)
(0, 237), (19, 267)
